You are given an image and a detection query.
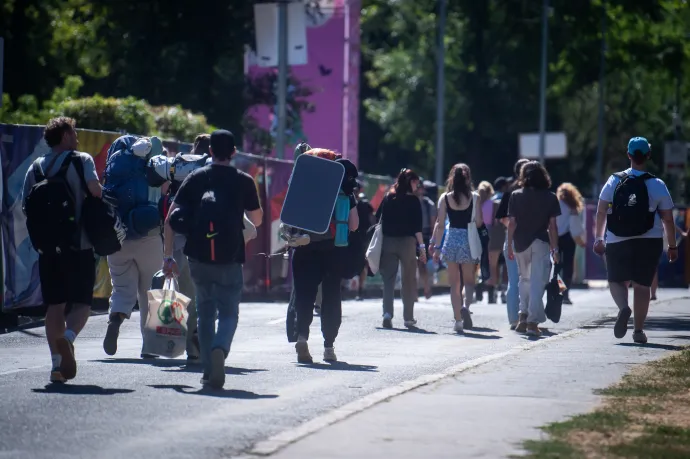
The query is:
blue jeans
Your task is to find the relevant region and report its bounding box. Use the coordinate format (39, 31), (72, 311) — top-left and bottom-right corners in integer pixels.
(503, 240), (520, 325)
(188, 261), (243, 375)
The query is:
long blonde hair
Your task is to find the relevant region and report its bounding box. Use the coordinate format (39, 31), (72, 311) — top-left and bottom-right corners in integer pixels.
(478, 181), (494, 204)
(557, 182), (584, 214)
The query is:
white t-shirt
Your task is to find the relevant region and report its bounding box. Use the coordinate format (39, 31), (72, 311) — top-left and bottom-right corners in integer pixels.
(556, 200), (585, 238)
(599, 168), (674, 244)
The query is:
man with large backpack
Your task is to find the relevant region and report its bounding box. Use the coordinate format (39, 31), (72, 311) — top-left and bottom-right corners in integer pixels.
(163, 130), (263, 389)
(594, 137), (678, 344)
(22, 117), (103, 383)
(102, 134), (165, 357)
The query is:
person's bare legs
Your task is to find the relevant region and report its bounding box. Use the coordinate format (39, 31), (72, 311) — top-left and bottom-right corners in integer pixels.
(609, 281), (629, 311)
(650, 270), (658, 300)
(632, 282), (651, 331)
(461, 264), (476, 308)
(65, 304), (91, 338)
(357, 267), (367, 299)
(447, 262), (463, 321)
(45, 303), (67, 355)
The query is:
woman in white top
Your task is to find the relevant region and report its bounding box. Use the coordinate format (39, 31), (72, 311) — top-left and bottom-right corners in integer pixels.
(556, 183), (586, 304)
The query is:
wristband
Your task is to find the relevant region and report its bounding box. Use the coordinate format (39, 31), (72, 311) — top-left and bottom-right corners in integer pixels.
(594, 237), (604, 243)
(164, 256), (175, 262)
(668, 246), (678, 250)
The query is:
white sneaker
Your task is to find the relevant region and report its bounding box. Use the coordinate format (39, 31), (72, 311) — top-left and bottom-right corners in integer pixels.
(404, 319), (417, 328)
(382, 313), (393, 329)
(454, 320), (464, 333)
(324, 347), (337, 362)
(296, 338), (313, 364)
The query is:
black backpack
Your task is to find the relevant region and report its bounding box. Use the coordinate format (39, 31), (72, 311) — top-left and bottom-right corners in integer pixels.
(71, 158), (126, 256)
(24, 153), (79, 255)
(607, 172), (656, 237)
(184, 168), (243, 264)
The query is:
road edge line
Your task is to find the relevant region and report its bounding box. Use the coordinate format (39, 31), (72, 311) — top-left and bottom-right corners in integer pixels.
(243, 327), (586, 457)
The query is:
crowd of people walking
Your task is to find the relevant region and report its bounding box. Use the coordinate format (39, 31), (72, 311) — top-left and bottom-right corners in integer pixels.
(20, 116), (685, 389)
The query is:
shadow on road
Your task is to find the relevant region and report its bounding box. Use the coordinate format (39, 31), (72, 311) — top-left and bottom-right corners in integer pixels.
(459, 331), (501, 340)
(32, 384), (134, 395)
(162, 366), (266, 376)
(469, 327), (499, 333)
(95, 358), (266, 376)
(375, 327), (437, 335)
(643, 315), (690, 333)
(296, 361), (379, 372)
(616, 342), (684, 351)
(149, 384), (278, 399)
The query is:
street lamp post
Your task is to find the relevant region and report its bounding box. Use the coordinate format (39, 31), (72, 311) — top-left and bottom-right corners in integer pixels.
(537, 0), (549, 164)
(435, 0), (446, 185)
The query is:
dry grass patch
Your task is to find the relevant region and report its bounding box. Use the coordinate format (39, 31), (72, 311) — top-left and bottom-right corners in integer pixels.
(520, 347), (690, 458)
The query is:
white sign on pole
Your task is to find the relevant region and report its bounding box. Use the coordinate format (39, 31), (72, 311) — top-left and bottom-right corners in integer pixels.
(254, 3), (308, 67)
(663, 141), (688, 176)
(518, 132), (568, 159)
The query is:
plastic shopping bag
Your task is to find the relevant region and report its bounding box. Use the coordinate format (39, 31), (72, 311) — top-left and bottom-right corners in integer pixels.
(545, 255), (567, 324)
(143, 277), (191, 358)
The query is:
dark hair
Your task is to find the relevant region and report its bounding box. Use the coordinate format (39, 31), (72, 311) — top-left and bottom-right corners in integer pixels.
(518, 161), (552, 190)
(210, 130), (236, 160)
(514, 158), (530, 178)
(629, 151), (648, 166)
(392, 168), (420, 195)
(446, 163), (473, 203)
(192, 134), (211, 155)
(44, 117), (76, 148)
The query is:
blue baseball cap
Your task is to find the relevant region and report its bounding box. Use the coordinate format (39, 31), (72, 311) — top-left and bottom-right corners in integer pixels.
(627, 137), (651, 156)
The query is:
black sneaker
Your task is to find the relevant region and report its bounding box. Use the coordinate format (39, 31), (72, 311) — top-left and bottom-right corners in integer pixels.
(632, 330), (648, 344)
(103, 314), (123, 356)
(461, 307), (473, 330)
(382, 313), (393, 329)
(614, 306), (632, 339)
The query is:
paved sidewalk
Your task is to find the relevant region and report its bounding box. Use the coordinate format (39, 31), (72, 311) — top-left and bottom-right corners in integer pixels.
(266, 295), (690, 459)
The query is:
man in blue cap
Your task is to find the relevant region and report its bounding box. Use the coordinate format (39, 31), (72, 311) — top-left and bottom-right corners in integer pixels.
(593, 136), (678, 344)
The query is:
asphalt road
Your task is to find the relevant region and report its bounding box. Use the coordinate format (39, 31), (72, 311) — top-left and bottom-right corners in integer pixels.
(0, 288), (681, 459)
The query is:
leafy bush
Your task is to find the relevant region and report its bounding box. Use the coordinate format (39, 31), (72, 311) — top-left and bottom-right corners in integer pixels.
(1, 75), (213, 141)
(57, 95), (155, 134)
(152, 105), (215, 142)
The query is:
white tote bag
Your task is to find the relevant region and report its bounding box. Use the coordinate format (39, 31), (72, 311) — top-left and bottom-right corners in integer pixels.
(468, 192), (483, 260)
(143, 277), (191, 358)
(366, 222), (384, 275)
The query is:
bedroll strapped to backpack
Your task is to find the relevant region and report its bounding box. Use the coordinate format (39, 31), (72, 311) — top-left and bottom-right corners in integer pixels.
(607, 171), (656, 237)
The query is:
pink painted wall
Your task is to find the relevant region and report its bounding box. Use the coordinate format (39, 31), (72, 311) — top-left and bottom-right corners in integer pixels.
(244, 0), (360, 165)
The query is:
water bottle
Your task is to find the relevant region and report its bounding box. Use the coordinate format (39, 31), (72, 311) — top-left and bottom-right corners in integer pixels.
(334, 192), (350, 247)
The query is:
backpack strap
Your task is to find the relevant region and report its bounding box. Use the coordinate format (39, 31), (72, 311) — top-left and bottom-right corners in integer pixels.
(32, 152), (65, 183)
(613, 172), (627, 179)
(69, 152), (93, 197)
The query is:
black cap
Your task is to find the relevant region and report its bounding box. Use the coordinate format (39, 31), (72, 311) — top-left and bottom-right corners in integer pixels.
(210, 130), (236, 158)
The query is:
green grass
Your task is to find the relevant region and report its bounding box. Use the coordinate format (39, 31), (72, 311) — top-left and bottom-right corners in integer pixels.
(519, 348), (690, 458)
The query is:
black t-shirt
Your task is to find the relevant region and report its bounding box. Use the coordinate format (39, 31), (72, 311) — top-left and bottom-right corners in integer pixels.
(173, 164), (260, 263)
(376, 193), (423, 237)
(495, 185), (518, 220)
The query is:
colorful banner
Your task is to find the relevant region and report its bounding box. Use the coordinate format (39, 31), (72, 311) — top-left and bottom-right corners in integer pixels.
(0, 124), (392, 310)
(243, 0), (360, 165)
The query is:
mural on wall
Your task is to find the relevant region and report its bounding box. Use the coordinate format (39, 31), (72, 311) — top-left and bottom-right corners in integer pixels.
(244, 0), (361, 164)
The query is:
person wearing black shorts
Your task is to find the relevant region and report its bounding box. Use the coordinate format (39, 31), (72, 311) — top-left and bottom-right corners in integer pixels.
(594, 137), (678, 344)
(22, 117), (102, 383)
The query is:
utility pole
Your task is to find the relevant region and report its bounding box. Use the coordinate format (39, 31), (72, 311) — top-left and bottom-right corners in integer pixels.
(435, 0), (446, 185)
(594, 1), (607, 193)
(276, 1), (289, 159)
(537, 0), (549, 164)
(0, 37), (4, 108)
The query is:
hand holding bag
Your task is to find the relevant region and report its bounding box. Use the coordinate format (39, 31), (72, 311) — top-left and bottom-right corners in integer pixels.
(143, 277), (191, 358)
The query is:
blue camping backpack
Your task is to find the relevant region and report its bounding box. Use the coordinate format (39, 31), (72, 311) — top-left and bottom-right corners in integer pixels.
(103, 135), (160, 239)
